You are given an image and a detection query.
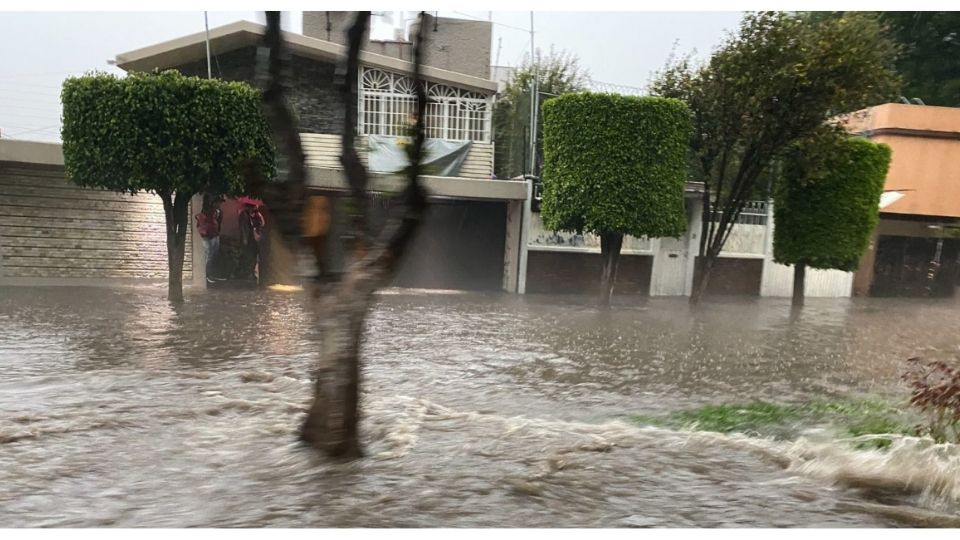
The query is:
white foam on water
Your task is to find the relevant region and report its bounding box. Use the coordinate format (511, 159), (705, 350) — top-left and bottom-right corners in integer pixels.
(7, 384), (959, 526)
(785, 434), (960, 504)
(376, 288), (469, 296)
(363, 395), (960, 516)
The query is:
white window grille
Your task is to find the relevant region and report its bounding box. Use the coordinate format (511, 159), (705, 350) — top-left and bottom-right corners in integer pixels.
(710, 200), (769, 225)
(359, 67), (491, 142)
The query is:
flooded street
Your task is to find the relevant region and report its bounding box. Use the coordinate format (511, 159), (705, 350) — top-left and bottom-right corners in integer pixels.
(2, 285), (960, 527)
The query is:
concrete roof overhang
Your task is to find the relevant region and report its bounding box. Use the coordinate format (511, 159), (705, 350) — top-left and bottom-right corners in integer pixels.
(307, 167), (527, 202)
(115, 20), (498, 94)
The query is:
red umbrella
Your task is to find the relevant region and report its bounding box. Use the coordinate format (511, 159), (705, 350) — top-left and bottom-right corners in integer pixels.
(236, 196), (264, 208)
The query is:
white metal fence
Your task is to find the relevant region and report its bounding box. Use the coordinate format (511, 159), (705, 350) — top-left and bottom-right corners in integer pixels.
(710, 200), (769, 226)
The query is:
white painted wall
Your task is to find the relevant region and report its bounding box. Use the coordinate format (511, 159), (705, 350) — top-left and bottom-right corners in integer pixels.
(522, 196), (854, 299)
(720, 223), (767, 255)
(650, 235), (690, 296)
(760, 261), (854, 297)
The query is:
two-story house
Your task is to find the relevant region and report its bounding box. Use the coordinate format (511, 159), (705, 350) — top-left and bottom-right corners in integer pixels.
(111, 13), (528, 292)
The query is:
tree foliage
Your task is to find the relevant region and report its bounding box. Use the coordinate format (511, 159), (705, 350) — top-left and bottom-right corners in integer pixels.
(808, 11), (960, 107)
(493, 47), (588, 179)
(541, 93), (691, 238)
(774, 135), (891, 272)
(884, 12), (960, 107)
(649, 11), (901, 303)
(61, 70), (275, 302)
(62, 70), (275, 198)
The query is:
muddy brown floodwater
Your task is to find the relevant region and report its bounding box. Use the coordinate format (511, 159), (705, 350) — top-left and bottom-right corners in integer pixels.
(2, 285), (960, 527)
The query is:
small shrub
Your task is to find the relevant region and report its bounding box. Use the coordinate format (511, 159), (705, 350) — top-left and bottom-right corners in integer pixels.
(902, 357), (960, 443)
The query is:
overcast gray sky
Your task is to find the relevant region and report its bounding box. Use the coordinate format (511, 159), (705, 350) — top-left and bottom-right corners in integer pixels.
(0, 11), (742, 142)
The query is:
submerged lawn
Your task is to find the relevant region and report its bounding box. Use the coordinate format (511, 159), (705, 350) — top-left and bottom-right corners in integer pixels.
(626, 398), (918, 448)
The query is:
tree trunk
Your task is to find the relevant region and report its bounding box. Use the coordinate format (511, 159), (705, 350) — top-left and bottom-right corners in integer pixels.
(160, 191), (191, 303)
(300, 305), (364, 458)
(792, 260), (806, 308)
(250, 11), (428, 458)
(599, 232), (623, 305)
(690, 250), (715, 306)
(690, 191), (714, 306)
(699, 188), (711, 259)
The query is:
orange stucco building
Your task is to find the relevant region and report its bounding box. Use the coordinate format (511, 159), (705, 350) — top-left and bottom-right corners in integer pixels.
(845, 103), (960, 296)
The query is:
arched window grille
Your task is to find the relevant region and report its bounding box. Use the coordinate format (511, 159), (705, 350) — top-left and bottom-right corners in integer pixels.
(359, 67), (491, 142)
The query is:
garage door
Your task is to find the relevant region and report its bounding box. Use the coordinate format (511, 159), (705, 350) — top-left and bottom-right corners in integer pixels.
(0, 164), (189, 281)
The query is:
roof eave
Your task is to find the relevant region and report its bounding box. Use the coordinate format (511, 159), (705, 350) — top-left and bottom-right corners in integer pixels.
(114, 20), (498, 94)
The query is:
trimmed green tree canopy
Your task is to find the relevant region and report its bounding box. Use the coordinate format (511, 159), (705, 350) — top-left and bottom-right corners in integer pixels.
(774, 136), (892, 271)
(540, 93), (691, 238)
(61, 70), (274, 197)
(61, 70), (275, 302)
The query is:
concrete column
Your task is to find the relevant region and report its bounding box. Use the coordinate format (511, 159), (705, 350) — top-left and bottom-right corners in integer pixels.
(190, 193), (206, 287)
(647, 238), (662, 296)
(517, 178), (533, 294)
(763, 200), (775, 256)
(683, 197), (703, 297)
(502, 199), (522, 293)
(759, 199), (775, 297)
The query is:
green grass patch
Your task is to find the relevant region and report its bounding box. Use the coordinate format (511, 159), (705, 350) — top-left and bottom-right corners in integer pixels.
(671, 401), (801, 434)
(625, 398), (917, 448)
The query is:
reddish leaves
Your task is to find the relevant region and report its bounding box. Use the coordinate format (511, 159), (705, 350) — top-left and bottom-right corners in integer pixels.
(902, 357), (960, 443)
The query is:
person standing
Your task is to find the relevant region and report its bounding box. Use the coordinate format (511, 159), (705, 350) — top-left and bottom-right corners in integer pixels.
(239, 201), (265, 282)
(195, 195), (223, 285)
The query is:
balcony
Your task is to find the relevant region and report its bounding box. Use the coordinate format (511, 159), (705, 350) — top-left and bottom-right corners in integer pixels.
(359, 67), (493, 143)
(301, 133), (494, 180)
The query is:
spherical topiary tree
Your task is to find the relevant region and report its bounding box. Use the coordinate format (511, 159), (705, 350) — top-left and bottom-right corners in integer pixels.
(61, 70), (275, 302)
(774, 134), (892, 306)
(540, 92), (691, 303)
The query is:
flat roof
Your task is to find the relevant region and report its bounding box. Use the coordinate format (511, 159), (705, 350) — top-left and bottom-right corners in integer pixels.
(115, 20), (498, 94)
(843, 103), (960, 138)
(0, 139), (64, 167)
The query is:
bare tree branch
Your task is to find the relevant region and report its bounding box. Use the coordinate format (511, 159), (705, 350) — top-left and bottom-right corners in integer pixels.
(248, 11), (307, 246)
(355, 12), (428, 285)
(339, 11), (372, 249)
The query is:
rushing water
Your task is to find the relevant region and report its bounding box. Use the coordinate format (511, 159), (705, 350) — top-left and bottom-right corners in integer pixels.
(2, 285), (960, 527)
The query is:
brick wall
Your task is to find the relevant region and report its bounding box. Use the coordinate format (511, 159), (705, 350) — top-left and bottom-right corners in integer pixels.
(0, 164), (190, 281)
(411, 14), (492, 80)
(693, 257), (763, 296)
(175, 47), (344, 135)
(303, 12), (492, 79)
